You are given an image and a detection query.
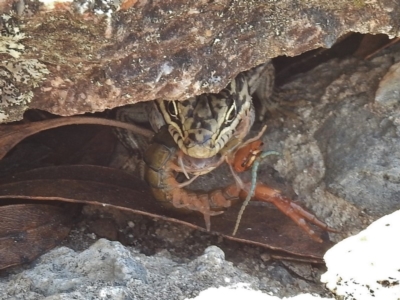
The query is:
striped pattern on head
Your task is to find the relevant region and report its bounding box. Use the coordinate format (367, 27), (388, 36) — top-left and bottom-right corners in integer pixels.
(155, 73), (255, 158)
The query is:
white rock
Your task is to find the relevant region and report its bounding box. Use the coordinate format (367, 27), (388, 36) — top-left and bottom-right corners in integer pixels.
(187, 285), (333, 300)
(321, 209), (400, 300)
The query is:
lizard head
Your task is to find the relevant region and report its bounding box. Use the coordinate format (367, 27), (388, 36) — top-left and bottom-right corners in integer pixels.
(155, 74), (255, 159)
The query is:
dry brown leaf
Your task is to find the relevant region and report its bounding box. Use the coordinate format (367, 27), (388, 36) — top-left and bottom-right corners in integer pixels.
(0, 203), (77, 270)
(0, 165), (333, 264)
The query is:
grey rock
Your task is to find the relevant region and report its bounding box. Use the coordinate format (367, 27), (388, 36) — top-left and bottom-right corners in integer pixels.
(0, 240), (273, 299)
(262, 45), (400, 241)
(0, 239), (147, 299)
(267, 263), (295, 286)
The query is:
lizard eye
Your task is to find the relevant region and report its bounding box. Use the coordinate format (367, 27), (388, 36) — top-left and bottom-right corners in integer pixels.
(167, 101), (179, 118)
(225, 101), (237, 124)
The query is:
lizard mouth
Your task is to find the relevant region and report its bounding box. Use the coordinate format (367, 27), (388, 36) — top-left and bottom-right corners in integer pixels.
(183, 145), (218, 159)
(179, 136), (219, 159)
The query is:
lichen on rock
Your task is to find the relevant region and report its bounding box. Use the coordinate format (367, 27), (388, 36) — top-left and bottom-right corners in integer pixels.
(0, 14), (49, 122)
(1, 0), (400, 121)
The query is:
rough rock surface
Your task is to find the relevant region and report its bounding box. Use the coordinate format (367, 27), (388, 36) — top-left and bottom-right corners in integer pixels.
(0, 0), (400, 121)
(0, 238), (332, 300)
(260, 44), (400, 241)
